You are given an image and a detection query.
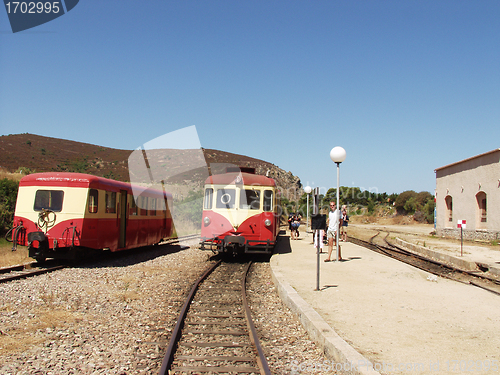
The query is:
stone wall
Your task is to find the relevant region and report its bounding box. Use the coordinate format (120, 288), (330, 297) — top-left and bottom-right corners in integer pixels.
(436, 228), (500, 241)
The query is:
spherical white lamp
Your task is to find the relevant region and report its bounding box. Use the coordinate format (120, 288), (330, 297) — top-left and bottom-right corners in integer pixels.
(330, 146), (346, 261)
(330, 146), (346, 164)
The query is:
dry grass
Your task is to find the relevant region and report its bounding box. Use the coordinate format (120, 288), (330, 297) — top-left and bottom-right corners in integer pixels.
(0, 308), (81, 355)
(0, 239), (31, 267)
(349, 212), (416, 225)
(115, 275), (141, 302)
(0, 169), (23, 182)
(172, 219), (201, 237)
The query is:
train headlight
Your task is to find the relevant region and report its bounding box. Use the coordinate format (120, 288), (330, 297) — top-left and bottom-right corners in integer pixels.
(203, 216), (211, 226)
(264, 219), (272, 227)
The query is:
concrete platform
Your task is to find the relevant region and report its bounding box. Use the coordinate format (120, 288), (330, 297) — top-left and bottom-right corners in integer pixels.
(270, 232), (500, 374)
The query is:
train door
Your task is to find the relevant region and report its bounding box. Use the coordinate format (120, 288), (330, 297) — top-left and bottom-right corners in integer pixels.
(119, 190), (127, 248)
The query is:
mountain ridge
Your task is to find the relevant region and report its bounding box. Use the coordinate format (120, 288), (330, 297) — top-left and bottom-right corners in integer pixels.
(0, 133), (302, 199)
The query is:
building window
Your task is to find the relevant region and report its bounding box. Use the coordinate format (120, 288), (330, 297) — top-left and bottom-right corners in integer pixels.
(476, 192), (487, 226)
(445, 195), (452, 226)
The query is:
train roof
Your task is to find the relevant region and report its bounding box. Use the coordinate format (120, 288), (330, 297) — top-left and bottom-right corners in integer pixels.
(204, 172), (276, 187)
(19, 172), (172, 198)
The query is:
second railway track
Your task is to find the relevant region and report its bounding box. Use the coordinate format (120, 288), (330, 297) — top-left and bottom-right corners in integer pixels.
(349, 233), (500, 296)
(0, 261), (66, 283)
(160, 259), (271, 375)
(0, 234), (199, 284)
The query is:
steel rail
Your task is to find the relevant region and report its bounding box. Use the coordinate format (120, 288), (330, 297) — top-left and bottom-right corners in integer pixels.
(349, 235), (500, 296)
(0, 264), (29, 274)
(0, 264), (66, 284)
(241, 261), (272, 375)
(159, 233), (200, 246)
(158, 259), (222, 375)
(159, 260), (271, 374)
(381, 233), (500, 284)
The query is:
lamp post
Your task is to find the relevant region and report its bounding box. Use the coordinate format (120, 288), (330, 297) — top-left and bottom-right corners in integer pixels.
(304, 186), (312, 233)
(330, 146), (346, 262)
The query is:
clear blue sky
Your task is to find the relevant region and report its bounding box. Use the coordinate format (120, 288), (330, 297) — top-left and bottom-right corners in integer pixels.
(1, 1), (499, 195)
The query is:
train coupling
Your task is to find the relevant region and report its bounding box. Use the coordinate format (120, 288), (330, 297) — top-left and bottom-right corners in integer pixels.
(223, 235), (245, 246)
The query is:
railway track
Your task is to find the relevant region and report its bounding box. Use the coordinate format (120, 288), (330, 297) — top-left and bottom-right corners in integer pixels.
(0, 235), (198, 285)
(348, 233), (500, 296)
(160, 233), (200, 246)
(159, 259), (271, 375)
(0, 261), (66, 284)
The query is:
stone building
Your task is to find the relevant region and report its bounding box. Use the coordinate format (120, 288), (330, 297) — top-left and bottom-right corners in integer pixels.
(435, 148), (500, 241)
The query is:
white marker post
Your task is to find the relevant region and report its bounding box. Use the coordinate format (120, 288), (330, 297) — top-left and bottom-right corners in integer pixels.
(457, 220), (466, 256)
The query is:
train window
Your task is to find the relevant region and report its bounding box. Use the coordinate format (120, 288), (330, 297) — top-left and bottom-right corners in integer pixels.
(34, 190), (64, 212)
(204, 188), (213, 209)
(105, 191), (117, 214)
(150, 198), (157, 216)
(216, 189), (236, 209)
(263, 190), (273, 212)
(139, 196), (148, 216)
(240, 189), (260, 210)
(130, 196), (138, 215)
(158, 197), (168, 215)
(88, 189), (98, 213)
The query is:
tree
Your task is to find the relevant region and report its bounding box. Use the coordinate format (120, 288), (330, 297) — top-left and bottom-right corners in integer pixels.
(394, 190), (417, 215)
(403, 196), (418, 214)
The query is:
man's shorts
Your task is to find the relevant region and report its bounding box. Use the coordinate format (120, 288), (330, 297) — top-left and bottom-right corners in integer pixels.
(327, 228), (337, 239)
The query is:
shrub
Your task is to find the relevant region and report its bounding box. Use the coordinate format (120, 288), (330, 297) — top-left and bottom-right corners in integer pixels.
(0, 178), (19, 234)
(422, 199), (435, 224)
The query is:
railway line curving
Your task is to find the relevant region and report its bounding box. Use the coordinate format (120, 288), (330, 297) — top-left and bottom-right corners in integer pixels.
(159, 259), (271, 375)
(349, 233), (500, 296)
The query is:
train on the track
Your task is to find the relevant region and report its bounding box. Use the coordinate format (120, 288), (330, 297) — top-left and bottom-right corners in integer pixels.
(199, 167), (281, 254)
(9, 172), (174, 262)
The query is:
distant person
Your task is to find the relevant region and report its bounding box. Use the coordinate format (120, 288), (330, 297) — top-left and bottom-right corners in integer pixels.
(291, 213), (301, 240)
(295, 213), (302, 237)
(340, 205), (349, 242)
(288, 213), (293, 234)
(324, 201), (341, 261)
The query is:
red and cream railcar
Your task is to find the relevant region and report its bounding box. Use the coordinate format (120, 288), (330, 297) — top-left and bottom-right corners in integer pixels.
(199, 168), (280, 254)
(10, 172), (174, 262)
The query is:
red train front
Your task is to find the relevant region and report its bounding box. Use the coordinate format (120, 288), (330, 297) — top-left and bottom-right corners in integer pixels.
(200, 168), (280, 254)
(10, 172), (174, 262)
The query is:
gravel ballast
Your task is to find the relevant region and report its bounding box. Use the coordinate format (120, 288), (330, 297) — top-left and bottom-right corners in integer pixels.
(1, 243), (328, 374)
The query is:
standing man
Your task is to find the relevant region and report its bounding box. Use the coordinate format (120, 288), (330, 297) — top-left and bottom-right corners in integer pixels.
(324, 201), (341, 261)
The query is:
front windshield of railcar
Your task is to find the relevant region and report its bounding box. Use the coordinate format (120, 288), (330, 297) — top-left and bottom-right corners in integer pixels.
(34, 190), (64, 212)
(216, 188), (236, 209)
(240, 189), (260, 210)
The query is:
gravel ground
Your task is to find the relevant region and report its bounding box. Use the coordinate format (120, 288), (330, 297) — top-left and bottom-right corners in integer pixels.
(0, 242), (328, 374)
(247, 262), (329, 374)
